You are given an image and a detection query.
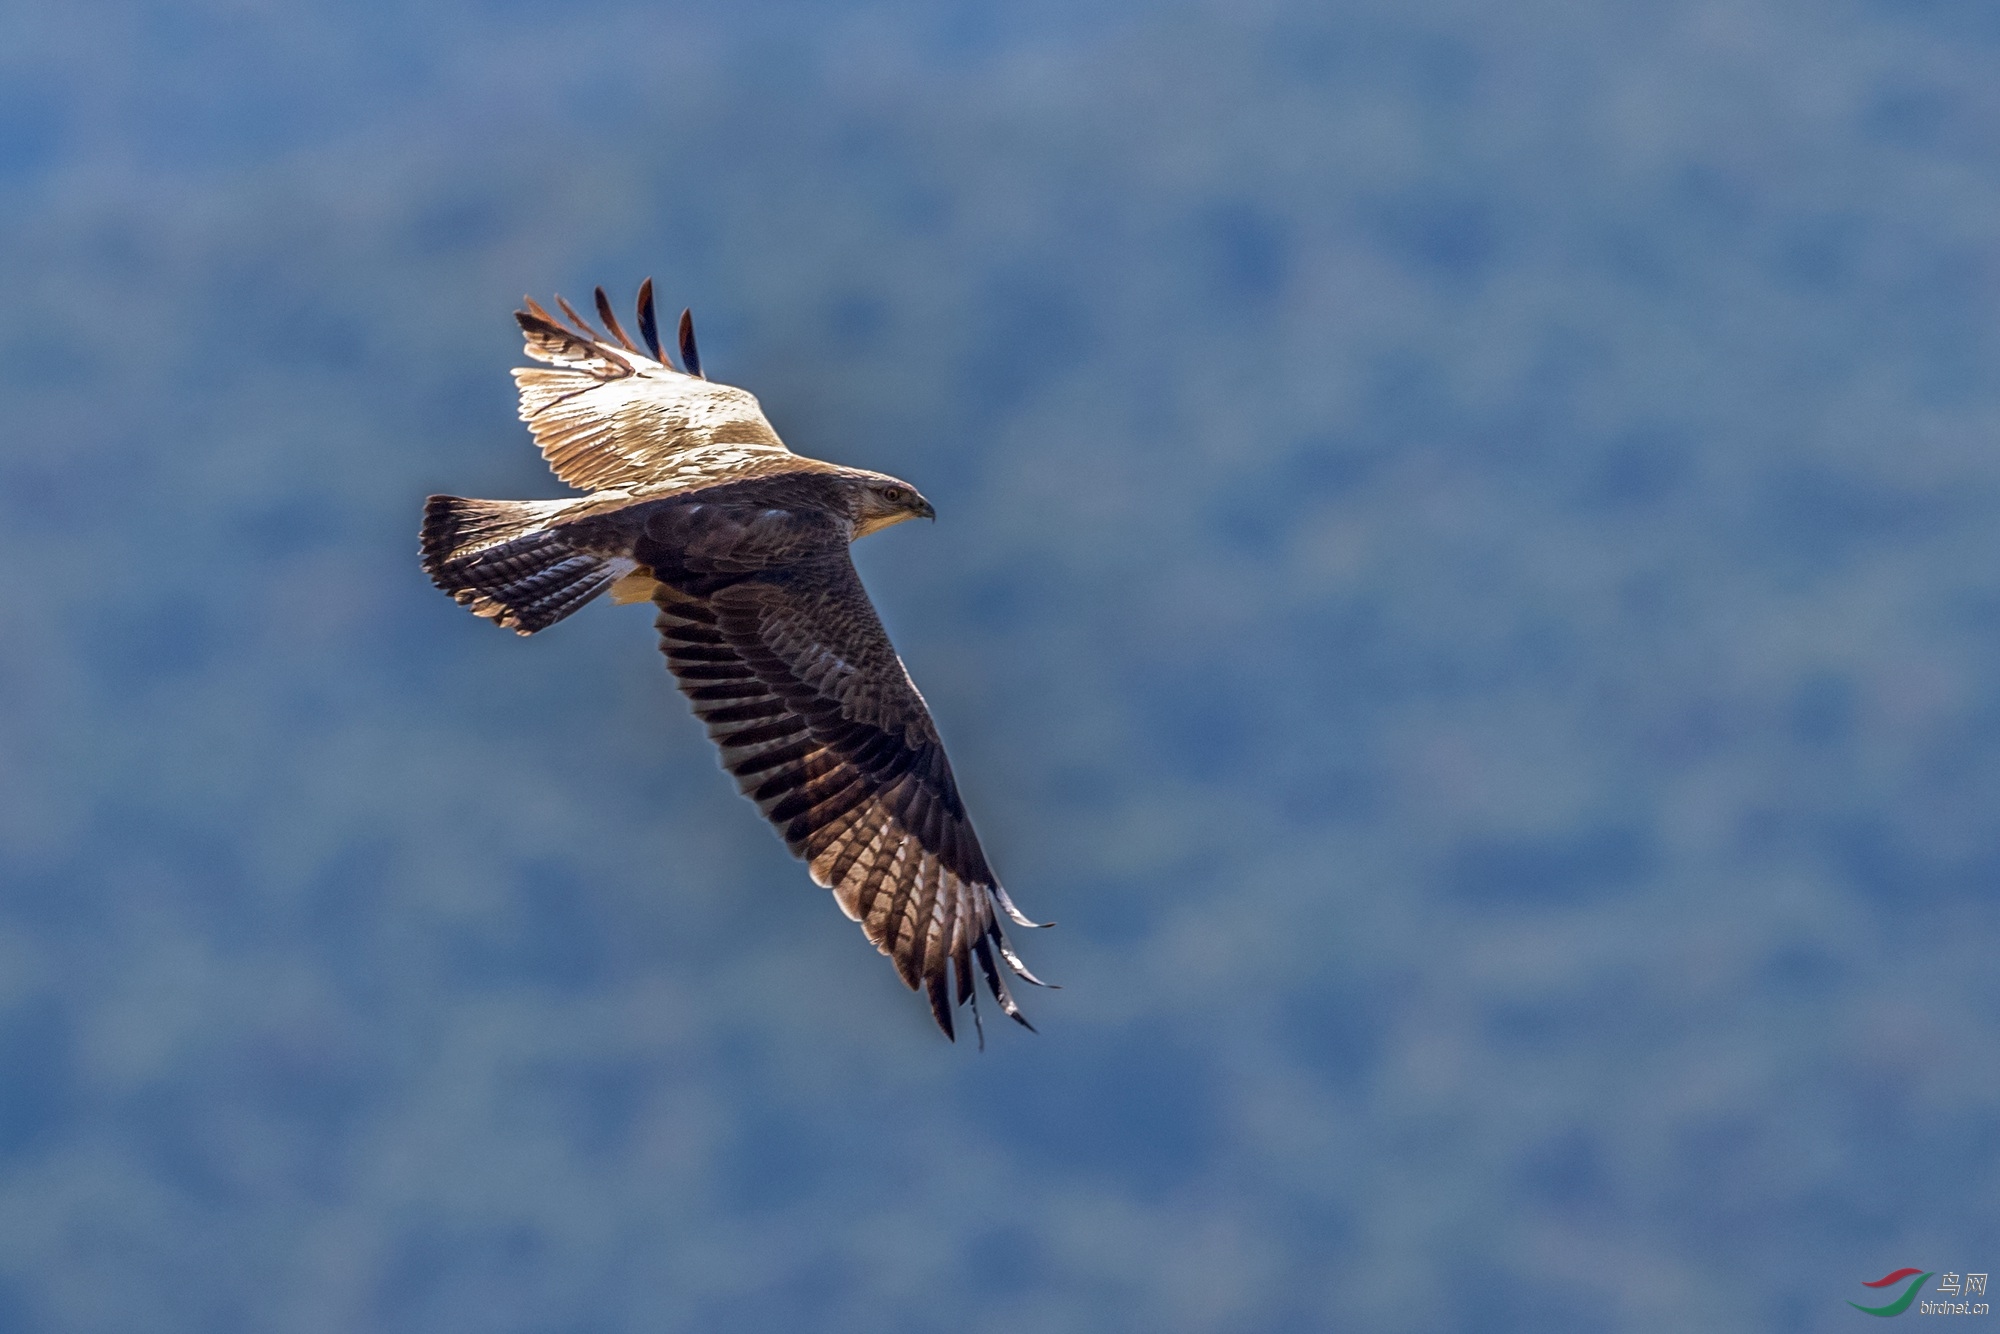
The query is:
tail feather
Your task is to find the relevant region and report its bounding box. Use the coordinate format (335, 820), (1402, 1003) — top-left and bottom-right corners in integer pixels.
(420, 495), (628, 634)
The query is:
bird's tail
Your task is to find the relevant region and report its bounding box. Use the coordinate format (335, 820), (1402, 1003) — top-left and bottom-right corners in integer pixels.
(420, 495), (629, 634)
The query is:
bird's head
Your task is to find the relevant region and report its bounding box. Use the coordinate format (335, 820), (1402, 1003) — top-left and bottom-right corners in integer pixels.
(846, 470), (936, 538)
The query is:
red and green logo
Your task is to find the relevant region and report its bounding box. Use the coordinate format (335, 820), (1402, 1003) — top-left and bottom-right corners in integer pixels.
(1850, 1269), (1931, 1317)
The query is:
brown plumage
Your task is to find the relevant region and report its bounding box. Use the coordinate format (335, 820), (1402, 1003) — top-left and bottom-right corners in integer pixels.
(420, 283), (1047, 1041)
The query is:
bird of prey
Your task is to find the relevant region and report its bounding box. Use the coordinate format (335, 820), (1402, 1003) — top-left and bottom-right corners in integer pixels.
(420, 282), (1047, 1041)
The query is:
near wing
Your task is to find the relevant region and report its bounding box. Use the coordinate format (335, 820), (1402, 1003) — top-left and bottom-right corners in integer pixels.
(513, 283), (791, 495)
(651, 556), (1048, 1041)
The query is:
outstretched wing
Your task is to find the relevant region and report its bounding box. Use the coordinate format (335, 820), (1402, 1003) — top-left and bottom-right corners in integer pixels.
(650, 555), (1047, 1041)
(513, 284), (791, 495)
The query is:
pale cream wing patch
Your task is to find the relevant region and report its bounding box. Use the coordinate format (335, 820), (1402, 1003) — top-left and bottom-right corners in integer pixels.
(514, 301), (792, 495)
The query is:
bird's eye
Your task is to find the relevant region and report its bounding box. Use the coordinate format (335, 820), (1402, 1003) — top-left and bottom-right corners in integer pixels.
(882, 487), (908, 504)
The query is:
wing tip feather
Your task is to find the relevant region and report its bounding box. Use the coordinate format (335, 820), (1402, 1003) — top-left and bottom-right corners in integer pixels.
(594, 285), (640, 353)
(991, 882), (1051, 929)
(678, 307), (704, 379)
(554, 293), (602, 342)
(925, 969), (955, 1041)
(637, 278), (666, 363)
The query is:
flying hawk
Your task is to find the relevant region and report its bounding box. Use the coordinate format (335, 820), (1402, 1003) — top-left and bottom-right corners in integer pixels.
(420, 282), (1047, 1041)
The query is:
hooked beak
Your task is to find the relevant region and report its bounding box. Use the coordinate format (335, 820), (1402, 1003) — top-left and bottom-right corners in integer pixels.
(915, 497), (936, 522)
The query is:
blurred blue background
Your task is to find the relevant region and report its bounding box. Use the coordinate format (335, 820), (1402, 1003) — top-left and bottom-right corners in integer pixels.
(2, 0), (1998, 1329)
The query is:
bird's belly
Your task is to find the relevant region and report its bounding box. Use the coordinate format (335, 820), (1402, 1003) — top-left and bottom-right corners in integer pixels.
(608, 566), (663, 604)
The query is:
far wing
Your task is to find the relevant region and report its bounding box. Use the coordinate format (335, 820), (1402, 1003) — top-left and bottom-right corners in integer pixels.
(650, 555), (1048, 1041)
(513, 285), (791, 495)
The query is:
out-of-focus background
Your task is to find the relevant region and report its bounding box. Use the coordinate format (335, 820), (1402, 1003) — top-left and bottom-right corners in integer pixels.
(1, 1), (1996, 1329)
